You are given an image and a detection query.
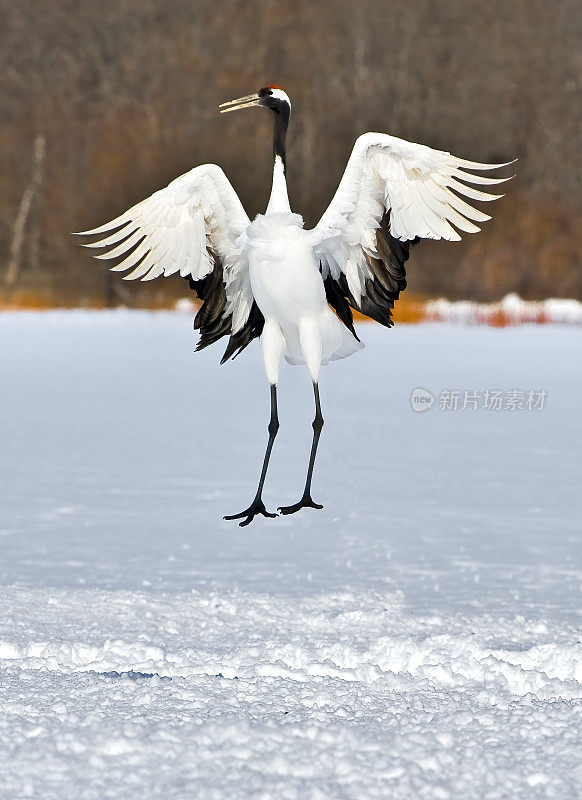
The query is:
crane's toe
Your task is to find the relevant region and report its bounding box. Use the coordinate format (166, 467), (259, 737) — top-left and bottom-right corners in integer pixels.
(224, 498), (277, 527)
(278, 495), (324, 516)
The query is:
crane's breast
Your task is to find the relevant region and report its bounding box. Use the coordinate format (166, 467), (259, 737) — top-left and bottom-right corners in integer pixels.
(245, 222), (326, 325)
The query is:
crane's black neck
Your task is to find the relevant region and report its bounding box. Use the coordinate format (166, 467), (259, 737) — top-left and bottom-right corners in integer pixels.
(272, 104), (290, 174)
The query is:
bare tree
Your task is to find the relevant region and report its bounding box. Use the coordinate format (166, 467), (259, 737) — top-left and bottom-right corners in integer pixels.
(5, 134), (45, 288)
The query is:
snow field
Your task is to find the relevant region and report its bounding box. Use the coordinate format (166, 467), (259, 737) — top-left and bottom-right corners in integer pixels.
(0, 311), (580, 798)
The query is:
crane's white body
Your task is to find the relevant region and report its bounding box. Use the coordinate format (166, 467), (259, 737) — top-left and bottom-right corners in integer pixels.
(245, 157), (362, 383)
(78, 129), (510, 388)
(249, 224), (363, 383)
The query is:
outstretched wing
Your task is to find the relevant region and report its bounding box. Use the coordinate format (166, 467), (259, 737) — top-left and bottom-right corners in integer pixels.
(312, 132), (513, 332)
(75, 164), (263, 362)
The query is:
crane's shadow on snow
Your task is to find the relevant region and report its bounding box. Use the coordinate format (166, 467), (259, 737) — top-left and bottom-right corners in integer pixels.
(88, 670), (236, 682)
(91, 670), (173, 682)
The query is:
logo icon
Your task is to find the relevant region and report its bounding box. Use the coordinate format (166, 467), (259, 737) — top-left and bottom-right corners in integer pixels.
(410, 388), (434, 412)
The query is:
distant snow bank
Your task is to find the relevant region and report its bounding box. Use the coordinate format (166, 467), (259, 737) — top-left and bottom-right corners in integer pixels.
(176, 294), (582, 325)
(3, 294), (581, 326)
(174, 297), (196, 312)
(426, 293), (582, 325)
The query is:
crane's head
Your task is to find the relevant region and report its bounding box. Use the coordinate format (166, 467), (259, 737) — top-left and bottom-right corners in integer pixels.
(219, 86), (291, 116)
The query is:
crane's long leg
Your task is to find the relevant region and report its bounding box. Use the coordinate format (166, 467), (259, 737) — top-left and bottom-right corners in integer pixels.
(224, 384), (279, 527)
(278, 382), (324, 516)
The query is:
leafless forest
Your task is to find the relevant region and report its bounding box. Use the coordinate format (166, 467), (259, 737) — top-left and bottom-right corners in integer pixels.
(1, 0), (580, 308)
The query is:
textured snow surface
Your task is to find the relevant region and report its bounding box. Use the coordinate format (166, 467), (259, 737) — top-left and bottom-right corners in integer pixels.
(0, 311), (581, 799)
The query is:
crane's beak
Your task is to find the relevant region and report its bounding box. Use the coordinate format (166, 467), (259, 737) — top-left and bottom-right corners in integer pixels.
(219, 93), (261, 113)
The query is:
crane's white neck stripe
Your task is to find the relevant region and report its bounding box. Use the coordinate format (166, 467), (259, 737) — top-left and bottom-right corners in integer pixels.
(266, 155), (291, 215)
(270, 89), (291, 109)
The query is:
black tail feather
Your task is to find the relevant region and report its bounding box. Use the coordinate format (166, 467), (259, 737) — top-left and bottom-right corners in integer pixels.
(185, 253), (264, 362)
(220, 301), (265, 364)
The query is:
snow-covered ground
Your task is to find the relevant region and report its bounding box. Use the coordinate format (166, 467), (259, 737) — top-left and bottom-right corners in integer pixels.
(0, 311), (580, 799)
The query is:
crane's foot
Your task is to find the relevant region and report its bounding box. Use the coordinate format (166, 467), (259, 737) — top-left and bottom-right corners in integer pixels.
(278, 495), (323, 516)
(224, 498), (277, 527)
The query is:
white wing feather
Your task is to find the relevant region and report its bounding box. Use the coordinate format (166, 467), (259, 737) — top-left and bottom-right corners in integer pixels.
(75, 164), (252, 332)
(312, 132), (513, 304)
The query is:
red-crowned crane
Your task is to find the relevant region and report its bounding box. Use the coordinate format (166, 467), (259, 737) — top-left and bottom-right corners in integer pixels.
(76, 85), (512, 526)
